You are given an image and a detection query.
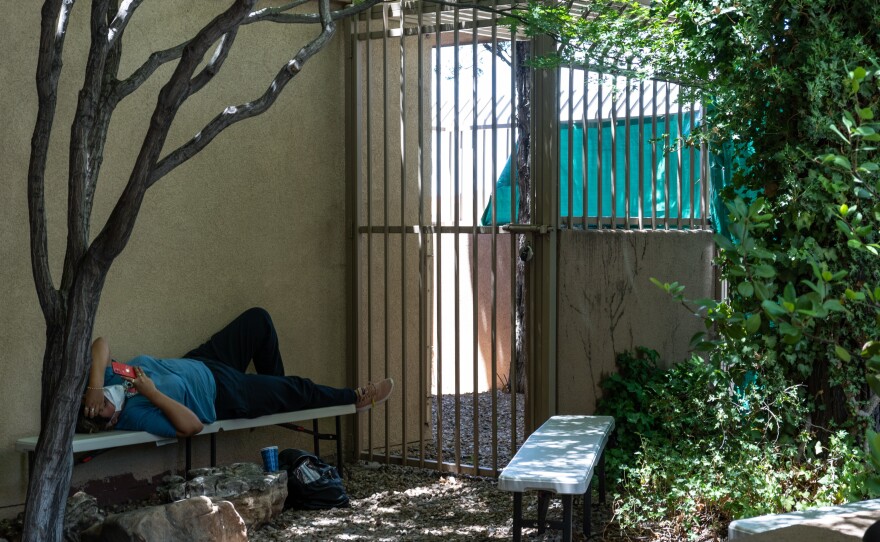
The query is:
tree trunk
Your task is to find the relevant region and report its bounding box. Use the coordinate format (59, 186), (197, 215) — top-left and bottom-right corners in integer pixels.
(512, 41), (531, 395)
(24, 265), (105, 542)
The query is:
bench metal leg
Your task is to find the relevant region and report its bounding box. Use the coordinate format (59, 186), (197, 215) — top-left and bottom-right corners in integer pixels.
(583, 481), (592, 539)
(335, 415), (343, 475)
(537, 491), (551, 534)
(512, 492), (523, 542)
(313, 419), (320, 456)
(562, 494), (573, 542)
(185, 437), (192, 476)
(210, 434), (217, 467)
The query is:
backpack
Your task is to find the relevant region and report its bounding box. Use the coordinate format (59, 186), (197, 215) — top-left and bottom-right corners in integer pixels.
(278, 448), (350, 510)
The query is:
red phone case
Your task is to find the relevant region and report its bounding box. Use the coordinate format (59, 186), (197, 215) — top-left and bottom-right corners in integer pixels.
(111, 361), (136, 380)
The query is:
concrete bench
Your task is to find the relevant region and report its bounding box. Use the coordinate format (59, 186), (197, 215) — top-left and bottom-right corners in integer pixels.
(498, 415), (615, 542)
(16, 404), (355, 476)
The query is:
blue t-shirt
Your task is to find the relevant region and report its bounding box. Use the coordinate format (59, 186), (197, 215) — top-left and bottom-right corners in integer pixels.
(104, 355), (217, 437)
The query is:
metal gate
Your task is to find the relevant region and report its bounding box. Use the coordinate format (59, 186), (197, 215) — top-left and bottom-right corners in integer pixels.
(345, 0), (708, 477)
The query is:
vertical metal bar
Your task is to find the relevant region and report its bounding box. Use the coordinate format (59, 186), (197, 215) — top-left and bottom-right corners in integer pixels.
(471, 6), (480, 475)
(433, 0), (444, 474)
(417, 0), (426, 469)
(344, 11), (360, 466)
(610, 76), (617, 228)
(690, 102), (696, 229)
(489, 0), (499, 474)
(624, 69), (631, 228)
(581, 70), (588, 229)
(381, 3), (391, 461)
(638, 79), (645, 230)
(651, 79), (657, 229)
(702, 138), (710, 230)
(453, 5), (462, 472)
(509, 30), (518, 460)
(677, 89), (684, 230)
(398, 0), (408, 464)
(596, 75), (603, 228)
(664, 81), (671, 230)
(365, 5), (375, 462)
(566, 65), (574, 229)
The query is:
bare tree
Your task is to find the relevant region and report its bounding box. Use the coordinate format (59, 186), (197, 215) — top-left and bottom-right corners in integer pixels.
(23, 1), (380, 540)
(486, 41), (531, 394)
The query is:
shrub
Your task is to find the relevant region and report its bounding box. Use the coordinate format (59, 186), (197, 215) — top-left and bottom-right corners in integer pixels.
(597, 349), (872, 538)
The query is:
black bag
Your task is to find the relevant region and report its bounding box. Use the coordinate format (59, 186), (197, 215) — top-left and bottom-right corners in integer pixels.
(278, 448), (350, 510)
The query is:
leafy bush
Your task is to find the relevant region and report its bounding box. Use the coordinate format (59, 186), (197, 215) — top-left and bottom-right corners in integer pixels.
(597, 349), (872, 538)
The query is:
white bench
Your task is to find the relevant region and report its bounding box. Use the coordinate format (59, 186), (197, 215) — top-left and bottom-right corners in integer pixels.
(16, 404), (355, 476)
(498, 415), (615, 541)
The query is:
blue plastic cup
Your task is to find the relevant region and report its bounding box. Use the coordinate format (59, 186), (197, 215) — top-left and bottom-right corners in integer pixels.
(260, 446), (279, 472)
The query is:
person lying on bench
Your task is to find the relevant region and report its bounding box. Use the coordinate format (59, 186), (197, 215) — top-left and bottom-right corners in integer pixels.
(77, 307), (393, 438)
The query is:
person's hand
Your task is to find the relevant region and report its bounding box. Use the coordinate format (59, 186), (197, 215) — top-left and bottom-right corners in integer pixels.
(83, 387), (104, 418)
(131, 366), (157, 397)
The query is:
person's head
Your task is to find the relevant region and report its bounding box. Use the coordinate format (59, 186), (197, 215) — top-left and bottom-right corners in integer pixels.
(75, 385), (126, 433)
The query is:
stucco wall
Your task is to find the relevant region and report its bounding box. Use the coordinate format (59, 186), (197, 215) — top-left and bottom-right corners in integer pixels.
(557, 229), (716, 414)
(0, 3), (350, 516)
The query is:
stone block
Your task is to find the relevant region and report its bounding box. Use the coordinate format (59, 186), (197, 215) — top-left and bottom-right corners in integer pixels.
(159, 462), (287, 529)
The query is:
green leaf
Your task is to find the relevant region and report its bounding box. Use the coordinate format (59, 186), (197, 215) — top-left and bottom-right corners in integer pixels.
(829, 125), (851, 144)
(860, 107), (875, 120)
(753, 280), (771, 301)
(737, 282), (754, 298)
(762, 300), (787, 317)
(822, 299), (847, 312)
(745, 313), (761, 334)
(833, 155), (852, 169)
(834, 345), (851, 362)
(755, 264), (776, 279)
(714, 234), (735, 252)
(845, 288), (865, 301)
(783, 282), (796, 302)
(802, 280), (826, 297)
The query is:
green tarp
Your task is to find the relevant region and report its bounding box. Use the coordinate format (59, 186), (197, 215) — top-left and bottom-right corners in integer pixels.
(480, 114), (705, 227)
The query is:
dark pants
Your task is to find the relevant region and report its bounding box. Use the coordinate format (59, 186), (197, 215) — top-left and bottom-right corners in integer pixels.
(183, 307), (356, 419)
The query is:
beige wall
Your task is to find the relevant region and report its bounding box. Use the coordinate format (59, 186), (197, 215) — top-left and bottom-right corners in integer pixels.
(557, 229), (716, 414)
(0, 3), (351, 516)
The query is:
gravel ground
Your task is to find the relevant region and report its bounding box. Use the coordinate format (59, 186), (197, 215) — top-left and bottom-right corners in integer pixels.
(2, 392), (720, 541)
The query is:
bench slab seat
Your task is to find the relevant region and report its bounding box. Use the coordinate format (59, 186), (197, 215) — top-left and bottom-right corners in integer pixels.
(16, 404), (355, 476)
(499, 415), (615, 541)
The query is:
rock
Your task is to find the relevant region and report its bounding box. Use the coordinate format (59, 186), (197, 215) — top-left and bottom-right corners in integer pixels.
(80, 496), (246, 542)
(63, 491), (104, 541)
(159, 463), (286, 529)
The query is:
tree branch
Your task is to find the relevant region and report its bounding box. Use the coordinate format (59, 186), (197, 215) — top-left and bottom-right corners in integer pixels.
(111, 41), (189, 102)
(150, 0), (339, 185)
(243, 0), (383, 25)
(107, 0), (143, 48)
(188, 29), (239, 98)
(91, 0), (258, 264)
(28, 0), (74, 321)
(85, 1), (124, 231)
(61, 0), (112, 295)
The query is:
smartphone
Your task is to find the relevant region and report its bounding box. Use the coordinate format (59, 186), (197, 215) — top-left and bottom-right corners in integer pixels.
(111, 361), (136, 380)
